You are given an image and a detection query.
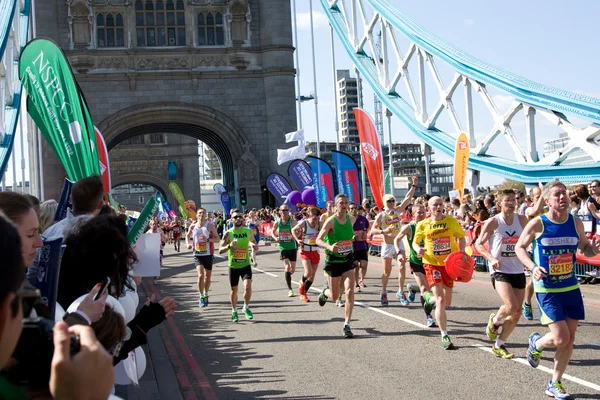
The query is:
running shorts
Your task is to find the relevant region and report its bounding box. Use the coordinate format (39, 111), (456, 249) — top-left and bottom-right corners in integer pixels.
(324, 259), (355, 278)
(280, 249), (298, 262)
(229, 265), (252, 287)
(424, 263), (454, 289)
(194, 255), (214, 270)
(353, 249), (369, 262)
(537, 289), (585, 325)
(409, 261), (425, 275)
(382, 243), (400, 259)
(300, 250), (320, 265)
(491, 272), (526, 290)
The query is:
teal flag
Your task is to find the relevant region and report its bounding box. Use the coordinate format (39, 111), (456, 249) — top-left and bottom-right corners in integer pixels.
(19, 38), (100, 180)
(384, 170), (391, 194)
(128, 195), (158, 246)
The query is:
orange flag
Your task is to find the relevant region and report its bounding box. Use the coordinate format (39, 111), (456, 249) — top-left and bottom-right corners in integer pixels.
(453, 132), (470, 200)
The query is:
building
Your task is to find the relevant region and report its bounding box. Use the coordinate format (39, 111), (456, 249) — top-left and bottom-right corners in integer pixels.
(336, 70), (361, 144)
(34, 0), (297, 210)
(543, 132), (594, 165)
(306, 141), (453, 198)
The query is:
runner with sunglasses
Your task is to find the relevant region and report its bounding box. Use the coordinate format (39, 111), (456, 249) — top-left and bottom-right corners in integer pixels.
(292, 207), (322, 302)
(272, 206), (298, 297)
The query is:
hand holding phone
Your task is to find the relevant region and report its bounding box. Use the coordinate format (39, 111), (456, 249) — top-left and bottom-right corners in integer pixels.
(93, 277), (111, 301)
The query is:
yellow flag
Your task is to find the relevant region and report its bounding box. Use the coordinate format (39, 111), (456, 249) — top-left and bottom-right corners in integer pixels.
(453, 132), (470, 200)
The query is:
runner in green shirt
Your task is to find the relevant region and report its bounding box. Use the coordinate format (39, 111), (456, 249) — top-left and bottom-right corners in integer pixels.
(272, 205), (298, 297)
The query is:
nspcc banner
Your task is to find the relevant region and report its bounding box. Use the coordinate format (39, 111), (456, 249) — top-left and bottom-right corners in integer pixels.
(20, 38), (99, 180)
(453, 132), (470, 201)
(331, 150), (360, 205)
(307, 156), (335, 209)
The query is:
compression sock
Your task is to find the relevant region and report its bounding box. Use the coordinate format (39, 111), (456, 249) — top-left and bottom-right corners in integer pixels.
(305, 279), (313, 291)
(285, 271), (292, 290)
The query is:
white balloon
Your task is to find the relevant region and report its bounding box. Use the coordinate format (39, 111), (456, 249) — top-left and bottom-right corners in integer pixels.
(134, 347), (147, 380)
(54, 302), (66, 323)
(113, 361), (131, 386)
(118, 294), (136, 323)
(125, 285), (139, 310)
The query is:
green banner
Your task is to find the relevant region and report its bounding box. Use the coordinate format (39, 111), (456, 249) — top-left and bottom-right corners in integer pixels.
(106, 193), (120, 210)
(128, 195), (158, 246)
(169, 181), (191, 217)
(178, 205), (187, 218)
(384, 170), (391, 195)
(20, 38), (99, 180)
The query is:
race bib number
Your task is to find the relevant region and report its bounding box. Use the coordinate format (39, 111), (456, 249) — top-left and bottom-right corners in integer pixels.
(432, 236), (451, 256)
(501, 236), (518, 257)
(337, 240), (353, 256)
(173, 227), (180, 233)
(195, 241), (207, 253)
(549, 253), (573, 276)
(232, 247), (248, 263)
(280, 231), (292, 242)
(306, 234), (317, 246)
(581, 215), (593, 233)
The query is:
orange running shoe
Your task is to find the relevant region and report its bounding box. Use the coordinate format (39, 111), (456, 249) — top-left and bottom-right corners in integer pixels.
(301, 294), (310, 303)
(298, 282), (306, 296)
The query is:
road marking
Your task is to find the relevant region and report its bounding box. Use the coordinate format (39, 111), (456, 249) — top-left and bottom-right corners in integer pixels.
(471, 345), (600, 392)
(254, 267), (278, 277)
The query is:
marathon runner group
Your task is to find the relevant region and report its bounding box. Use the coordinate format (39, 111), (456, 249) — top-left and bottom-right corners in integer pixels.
(174, 178), (600, 400)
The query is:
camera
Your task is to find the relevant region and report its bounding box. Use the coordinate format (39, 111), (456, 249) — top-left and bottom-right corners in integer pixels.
(3, 316), (80, 388)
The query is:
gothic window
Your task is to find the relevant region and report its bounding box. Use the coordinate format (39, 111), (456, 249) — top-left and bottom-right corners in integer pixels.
(230, 2), (248, 45)
(197, 12), (224, 46)
(97, 13), (125, 47)
(71, 3), (91, 48)
(135, 0), (186, 47)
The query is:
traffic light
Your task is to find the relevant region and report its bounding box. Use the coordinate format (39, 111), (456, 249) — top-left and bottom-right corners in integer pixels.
(240, 187), (247, 205)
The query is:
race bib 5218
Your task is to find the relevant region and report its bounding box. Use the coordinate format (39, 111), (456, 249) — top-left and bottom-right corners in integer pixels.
(432, 236), (451, 256)
(549, 253), (573, 275)
(280, 232), (292, 242)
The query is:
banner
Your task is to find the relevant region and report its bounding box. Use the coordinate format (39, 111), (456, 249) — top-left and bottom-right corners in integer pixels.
(331, 150), (361, 205)
(178, 205), (186, 218)
(94, 126), (111, 200)
(285, 129), (305, 143)
(168, 181), (189, 217)
(220, 192), (232, 218)
(453, 132), (470, 200)
(20, 38), (100, 181)
(184, 199), (197, 218)
(31, 237), (63, 319)
(162, 200), (172, 214)
(127, 195), (158, 246)
(156, 193), (164, 214)
(126, 216), (137, 232)
(107, 193), (120, 210)
(354, 108), (384, 209)
(307, 156), (335, 209)
(287, 159), (313, 191)
(265, 173), (296, 211)
(277, 144), (306, 165)
(168, 210), (177, 220)
(54, 178), (73, 222)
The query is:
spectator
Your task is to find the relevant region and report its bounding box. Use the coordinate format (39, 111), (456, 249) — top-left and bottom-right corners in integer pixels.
(39, 200), (58, 234)
(0, 192), (43, 267)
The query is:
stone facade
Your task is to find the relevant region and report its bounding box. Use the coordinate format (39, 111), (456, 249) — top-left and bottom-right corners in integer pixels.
(35, 0), (297, 208)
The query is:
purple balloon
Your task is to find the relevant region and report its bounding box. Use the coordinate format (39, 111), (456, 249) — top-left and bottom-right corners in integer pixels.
(288, 190), (303, 208)
(302, 188), (316, 206)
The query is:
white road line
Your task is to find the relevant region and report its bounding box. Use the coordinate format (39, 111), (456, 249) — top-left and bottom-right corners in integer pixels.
(253, 267), (278, 278)
(471, 345), (600, 392)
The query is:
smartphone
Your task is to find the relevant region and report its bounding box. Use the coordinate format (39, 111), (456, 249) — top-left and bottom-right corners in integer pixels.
(93, 277), (111, 301)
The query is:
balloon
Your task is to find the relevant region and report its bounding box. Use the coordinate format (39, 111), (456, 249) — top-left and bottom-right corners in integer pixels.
(66, 294), (126, 322)
(118, 294), (136, 323)
(445, 251), (475, 283)
(301, 187), (316, 206)
(114, 360), (131, 385)
(465, 246), (473, 256)
(288, 191), (302, 208)
(134, 347), (147, 379)
(55, 302), (66, 323)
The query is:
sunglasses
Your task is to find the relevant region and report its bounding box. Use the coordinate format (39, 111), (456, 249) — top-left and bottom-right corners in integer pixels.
(387, 199), (396, 203)
(349, 207), (357, 210)
(280, 209), (289, 212)
(232, 216), (243, 219)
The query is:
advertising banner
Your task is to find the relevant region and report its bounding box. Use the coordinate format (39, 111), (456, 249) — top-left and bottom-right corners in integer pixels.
(168, 181), (189, 217)
(265, 173), (296, 211)
(287, 159), (313, 191)
(331, 150), (361, 205)
(94, 126), (110, 200)
(127, 195), (158, 246)
(453, 132), (470, 201)
(54, 178), (73, 222)
(220, 192), (232, 218)
(32, 237), (63, 319)
(307, 156), (335, 209)
(354, 108), (384, 209)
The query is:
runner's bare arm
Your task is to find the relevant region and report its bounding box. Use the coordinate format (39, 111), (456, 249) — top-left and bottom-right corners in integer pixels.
(271, 221), (279, 241)
(515, 217), (543, 273)
(575, 217), (600, 256)
(369, 213), (385, 236)
(208, 223), (220, 243)
(185, 223), (194, 244)
(394, 224), (410, 254)
(218, 231), (231, 254)
(475, 217), (499, 267)
(315, 217), (334, 251)
(291, 220), (304, 243)
(396, 176), (419, 212)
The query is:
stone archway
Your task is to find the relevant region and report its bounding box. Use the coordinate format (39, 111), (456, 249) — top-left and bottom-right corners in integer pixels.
(111, 172), (173, 212)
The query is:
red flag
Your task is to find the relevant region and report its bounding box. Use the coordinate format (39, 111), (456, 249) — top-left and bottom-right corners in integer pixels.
(354, 108), (384, 209)
(94, 126), (111, 201)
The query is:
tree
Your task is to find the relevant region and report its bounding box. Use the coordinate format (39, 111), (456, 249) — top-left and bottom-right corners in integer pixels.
(496, 179), (525, 193)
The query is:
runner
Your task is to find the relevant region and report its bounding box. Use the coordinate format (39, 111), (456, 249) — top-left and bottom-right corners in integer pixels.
(516, 180), (599, 399)
(413, 196), (467, 349)
(147, 220), (166, 285)
(523, 183), (546, 320)
(219, 210), (257, 322)
(315, 194), (356, 338)
(292, 207), (322, 303)
(320, 201), (334, 225)
(475, 189), (528, 359)
(272, 205), (298, 297)
(394, 203), (437, 327)
(247, 210), (261, 267)
(170, 217), (182, 252)
(369, 176), (417, 305)
(349, 205), (369, 292)
(186, 208), (219, 308)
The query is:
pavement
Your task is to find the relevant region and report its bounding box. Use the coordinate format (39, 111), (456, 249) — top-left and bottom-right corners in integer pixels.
(116, 242), (600, 400)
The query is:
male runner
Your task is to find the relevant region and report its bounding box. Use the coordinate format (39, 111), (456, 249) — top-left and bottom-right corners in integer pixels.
(272, 205), (298, 297)
(186, 208), (219, 307)
(316, 194), (357, 338)
(349, 205), (369, 292)
(247, 210), (261, 267)
(171, 218), (182, 252)
(320, 201), (334, 224)
(413, 196), (467, 349)
(370, 176), (417, 305)
(516, 180), (599, 399)
(475, 189), (528, 359)
(395, 203), (436, 327)
(523, 182), (546, 320)
(219, 210), (257, 322)
(292, 207), (322, 302)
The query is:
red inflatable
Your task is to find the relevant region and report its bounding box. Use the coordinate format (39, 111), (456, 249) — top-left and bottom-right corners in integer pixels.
(445, 251), (475, 283)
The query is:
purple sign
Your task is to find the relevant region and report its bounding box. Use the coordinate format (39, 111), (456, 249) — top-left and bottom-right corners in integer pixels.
(287, 160), (313, 191)
(265, 173), (296, 211)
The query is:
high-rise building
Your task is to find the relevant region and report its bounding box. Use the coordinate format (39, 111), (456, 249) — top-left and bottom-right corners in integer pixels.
(336, 70), (361, 143)
(543, 132), (594, 165)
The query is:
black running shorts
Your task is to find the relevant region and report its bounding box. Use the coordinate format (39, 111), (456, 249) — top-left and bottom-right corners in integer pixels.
(491, 272), (526, 290)
(353, 249), (369, 262)
(229, 265), (252, 287)
(194, 255), (214, 270)
(324, 259), (355, 278)
(410, 261), (425, 275)
(280, 249), (298, 262)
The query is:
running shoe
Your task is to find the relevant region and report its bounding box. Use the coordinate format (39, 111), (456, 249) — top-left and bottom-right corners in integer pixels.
(492, 344), (514, 359)
(199, 296), (206, 308)
(380, 291), (389, 306)
(204, 295), (209, 306)
(356, 284), (362, 293)
(298, 282), (306, 296)
(288, 289), (295, 297)
(406, 283), (417, 302)
(243, 307), (253, 320)
(423, 291), (434, 315)
(527, 332), (542, 368)
(343, 324), (354, 338)
(486, 313), (500, 341)
(301, 294), (310, 303)
(318, 290), (328, 307)
(545, 381), (572, 400)
(232, 310), (239, 323)
(442, 335), (455, 350)
(396, 290), (409, 306)
(360, 279), (367, 288)
(336, 299), (345, 307)
(523, 302), (533, 320)
(426, 315), (436, 328)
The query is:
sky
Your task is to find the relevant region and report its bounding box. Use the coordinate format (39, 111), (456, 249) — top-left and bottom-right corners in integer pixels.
(292, 0), (600, 185)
